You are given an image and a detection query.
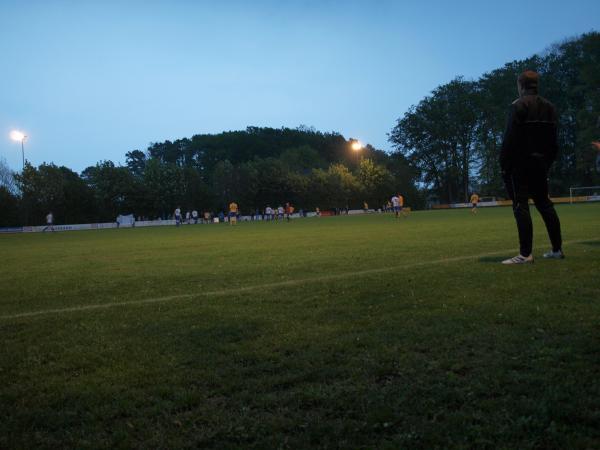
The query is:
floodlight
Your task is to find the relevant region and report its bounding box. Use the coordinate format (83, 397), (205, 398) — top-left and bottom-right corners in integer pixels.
(351, 141), (363, 151)
(10, 130), (25, 142)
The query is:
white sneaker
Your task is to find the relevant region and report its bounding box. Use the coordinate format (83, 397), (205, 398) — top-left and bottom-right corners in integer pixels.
(501, 254), (534, 265)
(543, 249), (565, 259)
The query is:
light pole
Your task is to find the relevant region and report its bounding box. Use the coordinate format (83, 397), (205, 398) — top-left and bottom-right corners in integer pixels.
(10, 130), (27, 170)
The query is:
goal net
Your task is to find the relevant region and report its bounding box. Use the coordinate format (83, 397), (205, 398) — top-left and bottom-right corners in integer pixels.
(569, 186), (600, 204)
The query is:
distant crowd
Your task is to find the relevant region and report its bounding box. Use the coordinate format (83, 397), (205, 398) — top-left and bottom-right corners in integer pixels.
(38, 192), (487, 231)
(172, 202), (300, 226)
(170, 193), (414, 226)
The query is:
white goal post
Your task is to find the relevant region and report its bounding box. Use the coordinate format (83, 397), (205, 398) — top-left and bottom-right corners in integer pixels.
(569, 186), (600, 204)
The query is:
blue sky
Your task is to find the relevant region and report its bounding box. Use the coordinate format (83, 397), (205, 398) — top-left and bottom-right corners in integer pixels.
(1, 0), (598, 172)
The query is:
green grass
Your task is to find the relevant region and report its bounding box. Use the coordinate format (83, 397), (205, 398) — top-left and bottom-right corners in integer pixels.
(1, 204), (599, 449)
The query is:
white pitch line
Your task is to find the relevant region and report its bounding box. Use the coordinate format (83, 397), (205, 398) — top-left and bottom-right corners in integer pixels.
(1, 238), (597, 321)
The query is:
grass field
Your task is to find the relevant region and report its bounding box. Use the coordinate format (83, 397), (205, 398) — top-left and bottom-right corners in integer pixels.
(1, 204), (599, 449)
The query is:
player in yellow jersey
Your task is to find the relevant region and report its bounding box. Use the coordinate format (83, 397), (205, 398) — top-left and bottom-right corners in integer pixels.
(470, 193), (479, 214)
(399, 194), (406, 217)
(228, 201), (238, 225)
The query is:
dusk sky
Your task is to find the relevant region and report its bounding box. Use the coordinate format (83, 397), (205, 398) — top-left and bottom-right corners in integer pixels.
(1, 0), (599, 172)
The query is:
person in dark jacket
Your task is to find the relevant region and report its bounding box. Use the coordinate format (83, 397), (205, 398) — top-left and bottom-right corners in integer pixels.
(500, 70), (564, 264)
(593, 116), (600, 172)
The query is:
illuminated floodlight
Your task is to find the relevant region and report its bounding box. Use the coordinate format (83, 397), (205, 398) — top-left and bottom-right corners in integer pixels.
(10, 130), (26, 142)
(10, 130), (28, 169)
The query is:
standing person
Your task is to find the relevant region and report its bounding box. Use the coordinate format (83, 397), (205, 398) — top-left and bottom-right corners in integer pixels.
(192, 210), (198, 224)
(391, 194), (400, 218)
(43, 211), (55, 232)
(500, 70), (563, 264)
(363, 201), (369, 213)
(277, 205), (284, 221)
(228, 201), (238, 225)
(398, 194), (408, 217)
(399, 194), (408, 217)
(185, 211), (191, 225)
(174, 207), (182, 227)
(391, 194), (407, 218)
(470, 193), (480, 214)
(593, 117), (600, 173)
(285, 202), (294, 222)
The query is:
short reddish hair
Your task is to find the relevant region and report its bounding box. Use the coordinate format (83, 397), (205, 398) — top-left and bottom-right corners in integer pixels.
(518, 70), (539, 89)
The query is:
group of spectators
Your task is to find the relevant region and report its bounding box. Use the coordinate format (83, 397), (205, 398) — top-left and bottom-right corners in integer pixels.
(170, 195), (412, 227)
(173, 208), (219, 226)
(172, 202), (301, 226)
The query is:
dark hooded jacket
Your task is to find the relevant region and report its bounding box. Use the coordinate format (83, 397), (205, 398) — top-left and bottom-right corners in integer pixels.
(500, 87), (559, 174)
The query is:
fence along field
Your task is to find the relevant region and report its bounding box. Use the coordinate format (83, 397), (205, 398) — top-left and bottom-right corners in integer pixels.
(1, 204), (599, 448)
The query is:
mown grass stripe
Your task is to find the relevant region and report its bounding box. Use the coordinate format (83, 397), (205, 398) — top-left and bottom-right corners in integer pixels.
(1, 238), (596, 320)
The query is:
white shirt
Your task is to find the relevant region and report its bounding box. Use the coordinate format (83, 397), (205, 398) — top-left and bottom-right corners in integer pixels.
(391, 196), (400, 207)
(192, 210), (198, 218)
(185, 212), (191, 219)
(175, 208), (181, 217)
(278, 206), (284, 214)
(46, 213), (53, 224)
(266, 207), (272, 214)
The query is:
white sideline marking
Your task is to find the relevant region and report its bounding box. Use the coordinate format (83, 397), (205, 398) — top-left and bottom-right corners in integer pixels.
(1, 238), (597, 321)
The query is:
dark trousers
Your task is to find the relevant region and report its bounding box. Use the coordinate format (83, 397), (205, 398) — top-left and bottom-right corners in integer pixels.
(503, 165), (562, 256)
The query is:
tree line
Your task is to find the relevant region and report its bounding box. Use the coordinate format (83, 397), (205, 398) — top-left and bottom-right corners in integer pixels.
(389, 31), (600, 204)
(0, 127), (421, 227)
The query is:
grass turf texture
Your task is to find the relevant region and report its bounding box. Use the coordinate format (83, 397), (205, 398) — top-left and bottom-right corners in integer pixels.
(1, 204), (599, 449)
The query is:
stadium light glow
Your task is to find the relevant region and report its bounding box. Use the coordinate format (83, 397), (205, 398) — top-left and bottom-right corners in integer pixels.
(10, 130), (28, 170)
(10, 130), (26, 142)
(351, 141), (363, 151)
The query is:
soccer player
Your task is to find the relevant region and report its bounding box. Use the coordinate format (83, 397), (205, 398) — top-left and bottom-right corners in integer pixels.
(391, 194), (407, 218)
(192, 210), (198, 224)
(285, 202), (294, 222)
(43, 211), (55, 232)
(277, 205), (284, 221)
(399, 194), (407, 217)
(174, 207), (182, 226)
(500, 70), (563, 264)
(228, 201), (238, 225)
(470, 193), (480, 214)
(391, 195), (400, 218)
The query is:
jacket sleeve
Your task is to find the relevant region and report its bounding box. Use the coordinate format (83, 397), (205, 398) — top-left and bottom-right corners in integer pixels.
(547, 106), (559, 165)
(499, 103), (518, 173)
